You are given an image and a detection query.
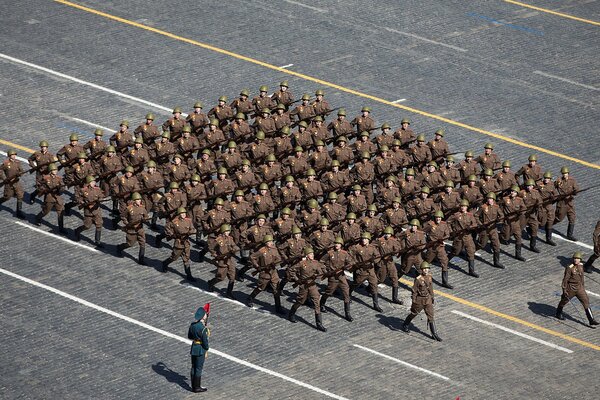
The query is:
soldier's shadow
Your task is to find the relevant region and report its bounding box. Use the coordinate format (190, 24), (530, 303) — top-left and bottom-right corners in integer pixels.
(527, 301), (588, 327)
(556, 255), (571, 268)
(151, 362), (191, 391)
(375, 314), (403, 331)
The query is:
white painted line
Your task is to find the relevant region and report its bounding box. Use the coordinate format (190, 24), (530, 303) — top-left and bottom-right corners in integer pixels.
(279, 64), (294, 69)
(0, 267), (350, 400)
(451, 310), (573, 354)
(553, 233), (594, 250)
(353, 344), (450, 381)
(383, 27), (468, 52)
(587, 290), (600, 299)
(0, 150), (29, 163)
(13, 221), (100, 253)
(391, 99), (406, 103)
(533, 71), (599, 91)
(67, 117), (115, 133)
(0, 52), (180, 115)
(182, 283), (245, 307)
(282, 0), (326, 13)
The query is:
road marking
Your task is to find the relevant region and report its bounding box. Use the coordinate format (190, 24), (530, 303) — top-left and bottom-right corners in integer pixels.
(67, 117), (116, 132)
(282, 0), (326, 13)
(553, 233), (594, 250)
(13, 220), (100, 253)
(0, 150), (30, 162)
(451, 310), (573, 353)
(398, 276), (600, 352)
(0, 139), (35, 155)
(52, 0), (600, 171)
(0, 266), (350, 400)
(279, 63), (294, 69)
(533, 71), (599, 91)
(353, 344), (450, 381)
(504, 0), (600, 27)
(587, 291), (600, 299)
(383, 27), (468, 52)
(182, 283), (245, 307)
(392, 99), (406, 103)
(467, 12), (544, 36)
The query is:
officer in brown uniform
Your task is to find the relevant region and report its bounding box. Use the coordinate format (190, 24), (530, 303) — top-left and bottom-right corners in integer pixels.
(384, 197), (408, 232)
(117, 192), (148, 265)
(351, 106), (376, 135)
(347, 184), (367, 215)
(410, 135), (433, 166)
(321, 162), (351, 203)
(448, 200), (479, 277)
(355, 131), (378, 156)
(401, 262), (442, 341)
(273, 104), (292, 131)
(556, 252), (599, 326)
(495, 160), (518, 192)
(476, 192), (505, 269)
(308, 116), (329, 146)
(57, 134), (85, 183)
(83, 129), (108, 171)
(162, 107), (186, 141)
(200, 119), (226, 151)
(460, 175), (484, 206)
(128, 137), (150, 172)
(407, 186), (435, 222)
(34, 163), (66, 233)
(399, 219), (427, 279)
(252, 87), (275, 115)
(140, 161), (164, 228)
(428, 129), (449, 162)
(274, 127), (294, 156)
(230, 90), (253, 115)
(400, 168), (420, 198)
(309, 218), (336, 255)
(476, 143), (501, 171)
(360, 204), (384, 236)
(322, 192), (346, 226)
(376, 226), (404, 303)
(339, 212), (362, 246)
(284, 147), (310, 176)
(273, 207), (296, 239)
(441, 155), (461, 183)
(394, 118), (416, 148)
(219, 141), (243, 172)
(349, 232), (384, 312)
(152, 132), (176, 172)
(479, 168), (500, 197)
(134, 113), (161, 145)
(423, 211), (452, 288)
(177, 126), (200, 168)
(332, 136), (354, 166)
(290, 94), (315, 123)
(327, 108), (354, 138)
(186, 103), (209, 136)
(421, 161), (446, 192)
(28, 140), (57, 204)
(501, 185), (527, 261)
(74, 175), (104, 247)
(583, 221), (600, 272)
(271, 81), (294, 108)
(435, 180), (461, 214)
(287, 247), (327, 331)
(516, 154), (543, 185)
(246, 235), (284, 313)
(537, 171), (558, 246)
(207, 224), (240, 298)
(520, 179), (542, 253)
(553, 166), (579, 241)
(110, 121), (134, 153)
(379, 176), (401, 209)
(459, 151), (478, 183)
(352, 152), (376, 204)
(299, 169), (324, 200)
(208, 96), (235, 128)
(255, 108), (277, 138)
(229, 113), (254, 145)
(161, 207), (197, 279)
(320, 237), (354, 321)
(312, 89), (332, 117)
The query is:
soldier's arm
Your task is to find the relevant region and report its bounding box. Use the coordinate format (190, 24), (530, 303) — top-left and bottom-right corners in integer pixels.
(561, 266), (571, 291)
(200, 326), (210, 350)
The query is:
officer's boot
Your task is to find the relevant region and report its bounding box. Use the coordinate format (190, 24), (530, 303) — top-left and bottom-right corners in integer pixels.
(515, 244), (526, 261)
(227, 281), (236, 300)
(401, 313), (416, 332)
(429, 321), (443, 342)
(372, 293), (383, 313)
(150, 213), (159, 231)
(155, 233), (165, 248)
(184, 263), (193, 280)
(555, 305), (565, 320)
(493, 251), (505, 269)
(468, 260), (479, 277)
(277, 277), (288, 293)
(161, 257), (172, 272)
(315, 313), (327, 332)
(58, 213), (67, 234)
(94, 229), (104, 248)
(585, 308), (599, 326)
(74, 226), (84, 242)
(28, 189), (37, 205)
(319, 294), (329, 313)
(546, 228), (557, 246)
(567, 223), (577, 241)
(274, 293), (284, 314)
(34, 212), (43, 226)
(195, 376), (207, 392)
(529, 237), (540, 253)
(344, 302), (353, 322)
(246, 288), (260, 308)
(16, 200), (25, 219)
(441, 271), (453, 289)
(237, 265), (251, 282)
(190, 373), (196, 392)
(138, 246), (146, 266)
(391, 287), (403, 304)
(287, 302), (300, 323)
(584, 255), (598, 273)
(207, 277), (217, 292)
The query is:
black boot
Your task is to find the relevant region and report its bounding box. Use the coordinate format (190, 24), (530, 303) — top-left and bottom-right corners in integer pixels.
(194, 376), (206, 392)
(515, 244), (526, 261)
(315, 313), (327, 332)
(16, 200), (25, 219)
(28, 190), (37, 205)
(468, 260), (479, 277)
(138, 247), (146, 265)
(155, 233), (164, 248)
(111, 200), (118, 216)
(546, 230), (557, 246)
(111, 218), (119, 230)
(429, 321), (443, 341)
(584, 255), (598, 273)
(34, 212), (43, 226)
(184, 263), (193, 280)
(392, 287), (403, 304)
(227, 281), (236, 300)
(58, 213), (67, 234)
(150, 213), (159, 231)
(287, 303), (300, 322)
(493, 251), (505, 269)
(246, 288), (260, 308)
(441, 271), (453, 289)
(161, 258), (171, 272)
(237, 265), (250, 282)
(372, 293), (383, 313)
(74, 226), (84, 242)
(207, 278), (217, 292)
(277, 277), (288, 294)
(94, 230), (104, 248)
(585, 308), (599, 326)
(401, 314), (416, 332)
(344, 302), (353, 322)
(567, 223), (577, 241)
(320, 294), (329, 313)
(274, 293), (284, 314)
(555, 306), (565, 320)
(529, 237), (540, 253)
(64, 200), (74, 216)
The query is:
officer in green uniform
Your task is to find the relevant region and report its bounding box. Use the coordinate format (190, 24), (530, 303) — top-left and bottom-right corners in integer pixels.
(188, 307), (210, 392)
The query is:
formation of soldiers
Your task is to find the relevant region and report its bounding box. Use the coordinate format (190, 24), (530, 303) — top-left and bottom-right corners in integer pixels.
(2, 81), (598, 337)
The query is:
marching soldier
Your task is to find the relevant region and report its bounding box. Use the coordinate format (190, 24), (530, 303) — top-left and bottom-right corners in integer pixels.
(273, 207), (295, 239)
(520, 179), (542, 253)
(352, 152), (376, 204)
(394, 118), (415, 148)
(441, 155), (461, 183)
(327, 108), (353, 138)
(399, 219), (426, 280)
(161, 207), (197, 279)
(230, 90), (253, 115)
(407, 186), (435, 222)
(553, 166), (579, 241)
(300, 199), (321, 230)
(271, 81), (294, 107)
(74, 175), (104, 247)
(273, 103), (292, 131)
(583, 220), (600, 272)
(208, 167), (235, 200)
(376, 226), (404, 303)
(460, 175), (484, 206)
(287, 247), (327, 331)
(308, 115), (330, 145)
(83, 129), (108, 171)
(134, 113), (161, 145)
(401, 262), (442, 341)
(478, 168), (500, 197)
(332, 136), (354, 166)
(229, 113), (254, 145)
(421, 161), (446, 192)
(195, 149), (217, 183)
(27, 140), (56, 204)
(321, 192), (346, 226)
(128, 137), (150, 172)
(219, 141), (243, 171)
(186, 103), (209, 136)
(57, 134), (85, 183)
(410, 135), (432, 166)
(200, 119), (226, 152)
(0, 150), (26, 219)
(459, 151), (478, 183)
(434, 181), (461, 214)
(177, 126), (200, 168)
(476, 192), (505, 269)
(245, 235), (284, 314)
(292, 121), (313, 149)
(375, 123), (395, 149)
(290, 94), (315, 123)
(252, 87), (275, 115)
(516, 154), (543, 185)
(423, 211), (453, 289)
(98, 146), (123, 214)
(117, 192), (148, 265)
(379, 176), (400, 209)
(495, 160), (518, 192)
(207, 96), (235, 128)
(207, 224), (240, 298)
(274, 126), (294, 155)
(537, 171), (558, 246)
(555, 252), (598, 327)
(277, 225), (308, 293)
(188, 306), (209, 393)
(34, 163), (66, 233)
(428, 129), (449, 162)
(448, 200), (479, 277)
(347, 184), (367, 215)
(338, 212), (361, 247)
(110, 121), (134, 154)
(254, 108), (277, 138)
(501, 185), (527, 261)
(312, 89), (332, 117)
(309, 218), (336, 255)
(320, 237), (355, 321)
(351, 106), (375, 135)
(152, 132), (176, 174)
(253, 183), (276, 216)
(299, 168), (324, 200)
(116, 166), (141, 221)
(162, 107), (186, 141)
(400, 168), (420, 198)
(200, 197), (231, 253)
(185, 174), (207, 239)
(321, 161), (352, 203)
(384, 197), (408, 232)
(355, 131), (378, 156)
(476, 143), (501, 171)
(140, 161), (164, 229)
(349, 232), (384, 312)
(359, 204), (384, 236)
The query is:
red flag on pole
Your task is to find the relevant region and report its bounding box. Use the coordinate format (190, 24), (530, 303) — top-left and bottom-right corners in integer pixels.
(203, 302), (211, 315)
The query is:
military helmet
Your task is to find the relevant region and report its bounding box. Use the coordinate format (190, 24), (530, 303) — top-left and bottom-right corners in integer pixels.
(169, 182), (179, 189)
(214, 197), (225, 205)
(331, 160), (340, 167)
(304, 247), (314, 256)
(259, 183), (269, 190)
(191, 174), (201, 182)
(573, 251), (583, 259)
(7, 149), (16, 156)
(69, 133), (79, 141)
(285, 175), (294, 183)
(445, 180), (455, 188)
(392, 139), (401, 146)
(313, 116), (323, 122)
(39, 140), (49, 148)
(502, 160), (511, 168)
(433, 210), (444, 219)
(48, 163), (58, 171)
(172, 107), (182, 114)
(266, 154), (277, 162)
(292, 225), (302, 234)
(227, 141), (237, 149)
(511, 184), (520, 192)
(280, 80), (289, 87)
(337, 108), (347, 116)
(393, 196), (402, 203)
(146, 160), (157, 168)
(346, 212), (357, 220)
(301, 93), (310, 101)
(337, 136), (347, 143)
(106, 146), (116, 153)
(261, 107), (271, 114)
(446, 155), (455, 162)
(77, 152), (87, 159)
(218, 96), (227, 102)
(352, 184), (362, 191)
(406, 168), (415, 176)
(124, 166), (134, 173)
(307, 168), (316, 176)
(543, 171), (552, 179)
(235, 112), (246, 120)
(145, 113), (155, 120)
(361, 106), (371, 113)
(294, 146), (304, 152)
(380, 145), (389, 152)
(120, 120), (129, 127)
(525, 178), (535, 186)
(256, 131), (266, 140)
(487, 192), (497, 200)
(320, 218), (330, 226)
(240, 89), (250, 97)
(420, 261), (431, 270)
(176, 207), (187, 215)
(464, 150), (474, 158)
(94, 128), (103, 136)
(220, 224), (232, 233)
(334, 236), (344, 245)
(131, 192), (142, 201)
(381, 122), (391, 130)
(401, 118), (410, 124)
(173, 154), (183, 160)
(161, 131), (171, 139)
(484, 168), (493, 177)
(209, 118), (219, 127)
(328, 192), (338, 200)
(409, 219), (421, 227)
(315, 139), (325, 147)
(217, 167), (228, 175)
(193, 102), (203, 109)
(263, 234), (274, 243)
(281, 126), (291, 135)
(468, 174), (477, 182)
(460, 199), (469, 207)
(298, 121), (308, 128)
(421, 186), (431, 194)
(85, 175), (95, 184)
(416, 134), (425, 142)
(282, 207), (292, 215)
(315, 89), (325, 96)
(361, 232), (372, 240)
(259, 85), (268, 92)
(561, 166), (569, 174)
(528, 154), (537, 162)
(383, 226), (394, 235)
(428, 161), (438, 169)
(484, 143), (494, 150)
(434, 129), (445, 137)
(386, 175), (397, 182)
(234, 189), (244, 196)
(201, 149), (211, 155)
(361, 151), (371, 159)
(367, 204), (377, 212)
(242, 159), (251, 166)
(182, 125), (192, 133)
(134, 136), (144, 144)
(307, 199), (318, 209)
(276, 103), (286, 110)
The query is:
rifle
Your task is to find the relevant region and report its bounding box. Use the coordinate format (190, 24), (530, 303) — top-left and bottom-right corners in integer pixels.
(542, 185), (599, 205)
(28, 159), (58, 175)
(0, 171), (28, 188)
(314, 107), (340, 118)
(56, 156), (80, 171)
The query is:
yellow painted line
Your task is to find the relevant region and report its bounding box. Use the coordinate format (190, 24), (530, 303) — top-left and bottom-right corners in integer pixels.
(0, 139), (35, 154)
(52, 0), (600, 171)
(504, 0), (600, 27)
(399, 277), (600, 352)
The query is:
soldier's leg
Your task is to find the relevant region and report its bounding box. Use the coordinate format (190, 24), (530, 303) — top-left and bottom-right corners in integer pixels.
(555, 292), (573, 319)
(117, 232), (136, 257)
(513, 222), (525, 261)
(55, 199), (66, 234)
(162, 247), (182, 272)
(450, 238), (464, 260)
(182, 240), (193, 278)
(339, 279), (353, 321)
(245, 277), (266, 308)
(93, 211), (104, 247)
(368, 271), (383, 312)
(288, 287), (308, 322)
(75, 215), (92, 241)
(438, 249), (453, 289)
(545, 207), (557, 245)
(576, 290), (599, 326)
(529, 218), (540, 253)
(501, 223), (511, 244)
(554, 202), (566, 224)
(490, 230), (504, 269)
(208, 265), (227, 291)
(464, 237), (479, 277)
(425, 304), (442, 341)
(270, 274), (284, 314)
(320, 280), (337, 312)
(35, 200), (52, 225)
(310, 286), (327, 331)
(402, 303), (423, 332)
(349, 273), (367, 294)
(566, 204), (577, 241)
(584, 251), (599, 273)
(225, 262), (237, 299)
(15, 184), (25, 219)
(477, 231), (489, 250)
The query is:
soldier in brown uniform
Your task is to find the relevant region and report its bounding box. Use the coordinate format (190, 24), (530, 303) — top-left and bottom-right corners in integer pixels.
(360, 204), (384, 236)
(441, 155), (461, 184)
(320, 237), (354, 321)
(207, 224), (240, 298)
(235, 159), (259, 192)
(207, 96), (235, 129)
(229, 189), (254, 246)
(583, 221), (600, 272)
(321, 161), (351, 203)
(252, 87), (275, 116)
(73, 175), (105, 247)
(520, 179), (543, 253)
(476, 143), (501, 172)
(98, 146), (123, 213)
(284, 147), (310, 177)
(352, 152), (376, 204)
(390, 139), (410, 171)
(339, 212), (362, 245)
(553, 166), (579, 241)
(166, 154), (191, 186)
(355, 131), (378, 156)
(195, 149), (217, 184)
(394, 118), (416, 148)
(254, 108), (277, 138)
(248, 131), (270, 161)
(253, 183), (276, 216)
(273, 103), (292, 132)
(278, 176), (302, 211)
(423, 211), (453, 288)
(384, 197), (408, 232)
(219, 141), (243, 172)
(186, 103), (209, 136)
(110, 121), (134, 154)
(332, 136), (354, 166)
(407, 186), (435, 222)
(286, 247), (327, 331)
(117, 192), (148, 265)
(556, 252), (599, 326)
(299, 169), (324, 200)
(401, 262), (442, 341)
(349, 232), (384, 312)
(322, 192), (346, 226)
(273, 207), (296, 239)
(185, 174), (207, 240)
(421, 161), (446, 192)
(27, 140), (57, 204)
(128, 137), (150, 172)
(410, 135), (433, 167)
(160, 182), (188, 225)
(460, 175), (484, 206)
(476, 192), (505, 269)
(399, 219), (427, 280)
(312, 89), (332, 117)
(200, 197), (231, 253)
(162, 107), (187, 142)
(292, 121), (313, 149)
(427, 129), (449, 162)
(140, 161), (165, 229)
(57, 134), (85, 184)
(83, 129), (108, 171)
(347, 184), (367, 216)
(277, 225), (308, 293)
(351, 106), (375, 135)
(309, 218), (336, 255)
(290, 94), (315, 123)
(435, 180), (461, 214)
(245, 235), (284, 314)
(200, 119), (226, 151)
(274, 126), (294, 156)
(152, 132), (176, 172)
(229, 113), (254, 145)
(116, 166), (142, 221)
(501, 185), (527, 261)
(379, 176), (401, 209)
(448, 200), (479, 277)
(208, 167), (235, 200)
(516, 154), (543, 185)
(161, 207), (197, 279)
(375, 146), (394, 177)
(375, 123), (395, 149)
(64, 152), (96, 215)
(230, 90), (253, 115)
(479, 168), (500, 197)
(271, 81), (294, 108)
(376, 226), (404, 303)
(301, 199), (322, 230)
(134, 113), (161, 145)
(400, 168), (421, 199)
(307, 116), (329, 146)
(495, 160), (518, 192)
(459, 151), (478, 183)
(537, 171), (558, 246)
(327, 108), (354, 138)
(34, 163), (66, 233)
(177, 126), (200, 168)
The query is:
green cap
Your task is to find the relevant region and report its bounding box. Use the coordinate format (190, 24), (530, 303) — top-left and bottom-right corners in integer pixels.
(487, 192), (497, 200)
(193, 102), (203, 109)
(209, 118), (219, 127)
(484, 143), (494, 150)
(48, 163), (58, 171)
(435, 129), (445, 137)
(214, 197), (224, 205)
(401, 118), (410, 124)
(468, 175), (477, 182)
(301, 93), (310, 101)
(120, 120), (129, 127)
(433, 210), (444, 218)
(511, 184), (520, 192)
(182, 125), (191, 133)
(145, 113), (155, 120)
(367, 204), (377, 212)
(235, 112), (246, 120)
(263, 234), (274, 243)
(147, 160), (157, 168)
(484, 168), (493, 177)
(282, 207), (292, 215)
(361, 232), (372, 240)
(320, 218), (330, 226)
(346, 212), (356, 220)
(307, 199), (318, 209)
(240, 89), (249, 96)
(292, 225), (302, 234)
(383, 226), (394, 235)
(227, 141), (237, 149)
(525, 178), (535, 186)
(220, 224), (232, 233)
(135, 136), (144, 144)
(131, 192), (142, 201)
(460, 199), (469, 207)
(334, 236), (344, 245)
(561, 166), (569, 174)
(328, 192), (338, 200)
(172, 107), (182, 114)
(124, 166), (134, 173)
(304, 247), (314, 256)
(337, 108), (346, 116)
(85, 175), (95, 184)
(77, 152), (87, 159)
(315, 89), (324, 96)
(361, 106), (371, 112)
(528, 154), (537, 161)
(218, 96), (227, 102)
(543, 171), (552, 179)
(191, 174), (201, 182)
(234, 190), (244, 196)
(420, 261), (431, 270)
(573, 251), (583, 259)
(69, 134), (79, 141)
(259, 85), (268, 92)
(298, 121), (308, 128)
(285, 175), (294, 183)
(256, 131), (266, 140)
(280, 81), (289, 87)
(106, 146), (116, 153)
(409, 219), (420, 227)
(169, 182), (179, 189)
(266, 154), (276, 162)
(465, 150), (474, 158)
(177, 207), (187, 215)
(259, 183), (269, 190)
(417, 134), (425, 142)
(217, 167), (228, 175)
(39, 140), (49, 147)
(502, 160), (511, 168)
